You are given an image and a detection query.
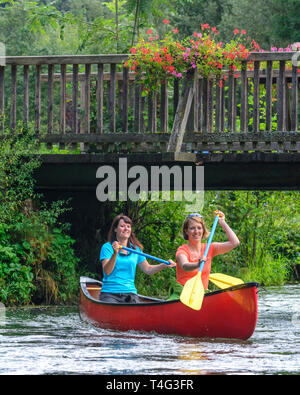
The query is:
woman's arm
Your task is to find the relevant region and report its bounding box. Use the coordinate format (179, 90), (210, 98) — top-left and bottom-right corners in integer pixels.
(101, 241), (119, 276)
(138, 259), (176, 275)
(213, 214), (240, 256)
(176, 254), (207, 272)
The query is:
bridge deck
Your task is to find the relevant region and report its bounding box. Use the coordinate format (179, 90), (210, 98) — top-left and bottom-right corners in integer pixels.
(36, 152), (300, 191)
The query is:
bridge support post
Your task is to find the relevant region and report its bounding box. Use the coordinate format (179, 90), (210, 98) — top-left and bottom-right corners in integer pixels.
(167, 71), (196, 153)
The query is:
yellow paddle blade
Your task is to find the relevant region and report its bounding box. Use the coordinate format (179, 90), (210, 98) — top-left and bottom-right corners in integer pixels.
(180, 272), (204, 310)
(209, 273), (244, 289)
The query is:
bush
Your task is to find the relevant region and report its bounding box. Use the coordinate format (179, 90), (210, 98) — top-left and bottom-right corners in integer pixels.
(0, 127), (79, 306)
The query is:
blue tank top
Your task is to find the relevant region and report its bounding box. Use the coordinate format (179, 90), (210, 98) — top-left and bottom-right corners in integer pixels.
(100, 242), (145, 294)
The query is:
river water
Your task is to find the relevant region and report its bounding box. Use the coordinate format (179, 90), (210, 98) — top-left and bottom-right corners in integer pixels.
(0, 285), (299, 375)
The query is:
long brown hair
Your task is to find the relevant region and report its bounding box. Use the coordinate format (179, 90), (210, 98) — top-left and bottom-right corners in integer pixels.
(107, 213), (143, 250)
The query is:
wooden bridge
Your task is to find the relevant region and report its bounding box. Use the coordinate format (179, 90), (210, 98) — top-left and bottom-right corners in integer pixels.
(1, 52), (300, 190)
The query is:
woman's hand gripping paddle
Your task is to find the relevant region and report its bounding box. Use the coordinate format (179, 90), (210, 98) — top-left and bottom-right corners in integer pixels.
(180, 213), (220, 310)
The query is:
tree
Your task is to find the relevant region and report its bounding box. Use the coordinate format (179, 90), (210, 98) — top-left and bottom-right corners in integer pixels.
(170, 0), (230, 38)
(269, 0), (300, 47)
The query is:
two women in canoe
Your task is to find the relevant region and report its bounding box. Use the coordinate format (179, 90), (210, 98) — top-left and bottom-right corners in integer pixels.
(99, 211), (239, 303)
(99, 214), (175, 303)
(169, 210), (240, 299)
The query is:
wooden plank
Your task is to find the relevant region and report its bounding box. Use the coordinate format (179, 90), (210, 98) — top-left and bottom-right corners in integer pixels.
(40, 70), (299, 83)
(122, 66), (128, 133)
(134, 75), (141, 132)
(233, 77), (237, 132)
(140, 84), (146, 133)
(227, 71), (234, 132)
(173, 78), (179, 115)
(249, 52), (297, 62)
(10, 65), (17, 130)
(215, 80), (222, 132)
(48, 64), (54, 134)
(5, 52), (297, 66)
(186, 79), (196, 137)
(240, 63), (248, 132)
(117, 80), (123, 123)
(207, 79), (213, 132)
(277, 60), (286, 131)
(108, 63), (116, 133)
(129, 80), (134, 109)
(196, 79), (203, 132)
(291, 65), (298, 131)
(160, 80), (168, 132)
(5, 54), (129, 65)
(253, 61), (260, 132)
(148, 91), (157, 133)
(202, 78), (208, 132)
(84, 64), (91, 134)
(23, 65), (29, 125)
(167, 71), (196, 152)
(286, 78), (291, 131)
(265, 61), (273, 131)
(96, 63), (103, 133)
(35, 64), (41, 134)
(60, 64), (66, 134)
(220, 83), (225, 132)
(72, 64), (79, 134)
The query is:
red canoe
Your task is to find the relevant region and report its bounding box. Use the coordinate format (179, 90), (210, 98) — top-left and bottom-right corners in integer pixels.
(79, 276), (259, 340)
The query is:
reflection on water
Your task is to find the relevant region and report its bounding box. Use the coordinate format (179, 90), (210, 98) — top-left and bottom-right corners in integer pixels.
(0, 285), (299, 375)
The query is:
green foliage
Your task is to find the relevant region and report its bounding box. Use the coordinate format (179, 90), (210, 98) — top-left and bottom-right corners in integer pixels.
(0, 127), (79, 306)
(269, 0), (300, 47)
(1, 0), (299, 57)
(238, 254), (290, 286)
(203, 191), (300, 286)
(0, 231), (34, 305)
(218, 0), (300, 49)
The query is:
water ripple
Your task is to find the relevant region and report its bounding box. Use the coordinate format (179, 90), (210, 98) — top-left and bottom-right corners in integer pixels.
(0, 285), (299, 375)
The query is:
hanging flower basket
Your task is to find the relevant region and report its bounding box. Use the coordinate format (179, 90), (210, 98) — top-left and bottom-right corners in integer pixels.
(125, 24), (261, 94)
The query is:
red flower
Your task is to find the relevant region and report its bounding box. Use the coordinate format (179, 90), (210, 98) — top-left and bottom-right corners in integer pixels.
(163, 19), (170, 24)
(173, 28), (179, 34)
(129, 47), (137, 54)
(234, 29), (239, 35)
(201, 23), (210, 30)
(146, 29), (153, 35)
(241, 30), (246, 35)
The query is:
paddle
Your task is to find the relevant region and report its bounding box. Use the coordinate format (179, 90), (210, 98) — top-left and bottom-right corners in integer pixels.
(118, 245), (170, 265)
(209, 273), (244, 289)
(180, 213), (220, 310)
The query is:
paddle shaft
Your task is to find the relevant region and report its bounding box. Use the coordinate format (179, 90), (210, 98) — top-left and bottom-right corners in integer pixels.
(199, 214), (219, 272)
(119, 245), (170, 265)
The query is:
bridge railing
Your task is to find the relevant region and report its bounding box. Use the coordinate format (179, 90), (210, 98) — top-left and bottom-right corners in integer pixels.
(0, 52), (299, 153)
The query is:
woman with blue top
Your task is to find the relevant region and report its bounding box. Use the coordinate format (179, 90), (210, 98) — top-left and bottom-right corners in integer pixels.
(99, 213), (176, 303)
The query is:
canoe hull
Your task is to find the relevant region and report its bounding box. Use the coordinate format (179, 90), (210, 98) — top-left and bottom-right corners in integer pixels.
(79, 277), (258, 340)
